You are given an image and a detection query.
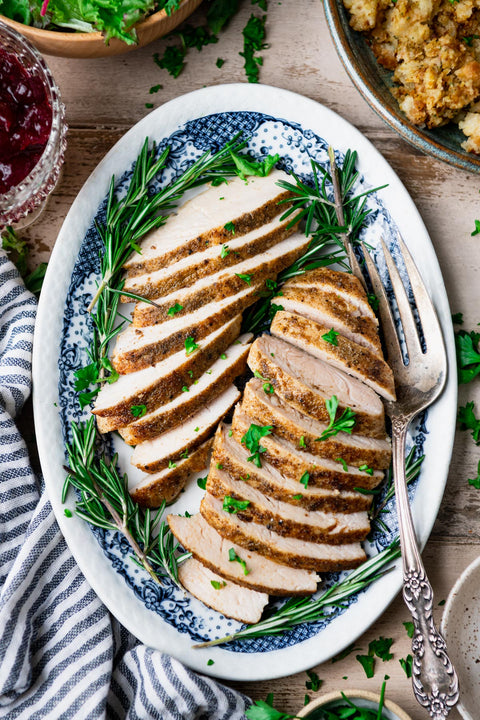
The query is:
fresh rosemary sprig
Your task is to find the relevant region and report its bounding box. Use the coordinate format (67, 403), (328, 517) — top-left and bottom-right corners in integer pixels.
(193, 539), (400, 648)
(63, 417), (190, 588)
(242, 148), (387, 335)
(372, 447), (425, 522)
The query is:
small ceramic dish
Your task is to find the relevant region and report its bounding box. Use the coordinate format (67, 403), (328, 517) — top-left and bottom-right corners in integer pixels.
(323, 0), (480, 174)
(0, 0), (202, 58)
(441, 555), (480, 720)
(298, 689), (413, 720)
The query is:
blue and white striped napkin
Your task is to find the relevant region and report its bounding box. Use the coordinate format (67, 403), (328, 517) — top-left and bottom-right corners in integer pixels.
(0, 251), (250, 719)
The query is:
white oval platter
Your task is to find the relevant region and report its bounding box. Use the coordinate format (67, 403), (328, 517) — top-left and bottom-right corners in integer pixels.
(33, 83), (457, 681)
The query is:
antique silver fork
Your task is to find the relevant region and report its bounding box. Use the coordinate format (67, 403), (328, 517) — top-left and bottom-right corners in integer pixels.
(360, 235), (459, 719)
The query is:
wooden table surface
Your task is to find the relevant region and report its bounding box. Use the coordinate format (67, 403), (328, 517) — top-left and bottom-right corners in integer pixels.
(19, 1), (480, 717)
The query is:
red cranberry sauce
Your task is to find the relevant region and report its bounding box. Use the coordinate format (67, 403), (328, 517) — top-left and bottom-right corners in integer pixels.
(0, 47), (52, 194)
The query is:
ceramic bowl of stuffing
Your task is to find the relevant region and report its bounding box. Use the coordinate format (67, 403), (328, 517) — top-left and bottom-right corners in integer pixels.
(0, 0), (203, 58)
(323, 0), (480, 174)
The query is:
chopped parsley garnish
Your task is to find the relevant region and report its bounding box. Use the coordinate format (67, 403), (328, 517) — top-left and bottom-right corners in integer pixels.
(321, 328), (339, 346)
(299, 435), (306, 448)
(369, 636), (394, 662)
(399, 654), (413, 678)
(182, 386), (189, 392)
(228, 547), (250, 575)
(472, 219), (480, 236)
(224, 221), (236, 233)
(216, 57), (225, 68)
(167, 302), (183, 317)
(451, 312), (463, 325)
(240, 13), (267, 83)
(221, 244), (230, 258)
(145, 103), (153, 109)
(211, 579), (227, 589)
(464, 35), (480, 46)
(153, 24), (218, 79)
(455, 329), (480, 383)
(229, 151), (279, 180)
(316, 396), (356, 441)
(403, 621), (414, 638)
(216, 462), (223, 469)
(458, 401), (480, 443)
(331, 642), (361, 663)
(220, 353), (227, 359)
(194, 426), (200, 432)
(239, 474), (250, 481)
(149, 84), (162, 93)
(367, 292), (379, 313)
(131, 404), (147, 418)
(228, 429), (233, 436)
(468, 459), (480, 489)
(358, 463), (374, 476)
(185, 336), (200, 355)
(223, 496), (251, 513)
(236, 272), (253, 285)
(253, 370), (274, 394)
(241, 423), (273, 467)
(197, 476), (208, 490)
(168, 460), (177, 469)
(292, 494), (303, 500)
(64, 508), (72, 518)
(207, 659), (215, 666)
(356, 654), (375, 678)
(154, 46), (185, 78)
(305, 669), (322, 692)
(187, 369), (194, 378)
(180, 449), (189, 459)
(336, 457), (349, 472)
(300, 471), (310, 488)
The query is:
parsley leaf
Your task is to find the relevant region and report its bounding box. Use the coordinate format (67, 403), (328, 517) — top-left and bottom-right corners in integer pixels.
(224, 221), (236, 234)
(168, 460), (177, 469)
(253, 370), (274, 394)
(197, 476), (208, 490)
(207, 0), (240, 34)
(468, 459), (480, 489)
(221, 244), (230, 258)
(240, 13), (267, 83)
(167, 302), (183, 316)
(131, 404), (147, 418)
(471, 219), (480, 236)
(321, 328), (339, 346)
(358, 463), (374, 476)
(455, 330), (480, 383)
(210, 580), (227, 589)
(331, 642), (361, 662)
(451, 312), (463, 325)
(458, 401), (480, 443)
(153, 46), (185, 78)
(399, 654), (413, 678)
(245, 698), (298, 720)
(228, 547), (250, 575)
(185, 336), (199, 355)
(403, 621), (415, 638)
(216, 57), (225, 68)
(300, 471), (310, 488)
(356, 654), (375, 678)
(305, 669), (322, 692)
(229, 150), (279, 179)
(316, 396), (356, 441)
(235, 272), (253, 285)
(336, 457), (349, 472)
(241, 423), (273, 467)
(368, 636), (394, 662)
(223, 496), (251, 513)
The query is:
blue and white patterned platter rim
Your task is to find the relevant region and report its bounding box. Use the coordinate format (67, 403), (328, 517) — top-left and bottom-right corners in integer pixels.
(33, 84), (457, 681)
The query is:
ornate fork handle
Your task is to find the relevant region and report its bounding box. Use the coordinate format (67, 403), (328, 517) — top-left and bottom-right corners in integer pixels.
(392, 417), (459, 719)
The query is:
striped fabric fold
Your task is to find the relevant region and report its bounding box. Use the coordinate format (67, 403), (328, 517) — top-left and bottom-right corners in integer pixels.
(0, 251), (250, 720)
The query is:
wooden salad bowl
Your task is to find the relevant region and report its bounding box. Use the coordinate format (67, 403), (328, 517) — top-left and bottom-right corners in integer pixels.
(0, 0), (203, 58)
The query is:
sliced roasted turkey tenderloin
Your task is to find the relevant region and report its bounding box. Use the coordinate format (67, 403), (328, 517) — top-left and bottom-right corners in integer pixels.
(229, 412), (383, 491)
(206, 464), (370, 543)
(284, 267), (376, 321)
(167, 512), (319, 595)
(129, 439), (212, 507)
(133, 233), (310, 327)
(131, 385), (240, 474)
(93, 317), (240, 428)
(248, 334), (386, 438)
(112, 287), (259, 373)
(178, 558), (269, 625)
(242, 378), (391, 470)
(118, 334), (252, 445)
(271, 310), (396, 401)
(216, 422), (373, 511)
(122, 214), (297, 301)
(124, 170), (293, 277)
(200, 494), (366, 571)
(274, 285), (382, 356)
